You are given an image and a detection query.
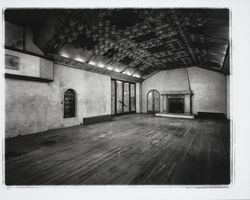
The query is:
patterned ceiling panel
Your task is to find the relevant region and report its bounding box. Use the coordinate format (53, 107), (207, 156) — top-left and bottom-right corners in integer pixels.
(6, 9), (229, 77)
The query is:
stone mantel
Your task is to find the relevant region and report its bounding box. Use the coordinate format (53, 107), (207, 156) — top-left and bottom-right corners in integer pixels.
(161, 90), (192, 114)
(161, 90), (192, 95)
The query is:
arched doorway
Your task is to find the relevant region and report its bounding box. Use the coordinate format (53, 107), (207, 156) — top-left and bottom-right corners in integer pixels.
(147, 90), (160, 113)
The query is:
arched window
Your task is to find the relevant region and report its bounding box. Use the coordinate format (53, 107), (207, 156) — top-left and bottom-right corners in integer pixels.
(64, 89), (76, 118)
(147, 90), (160, 113)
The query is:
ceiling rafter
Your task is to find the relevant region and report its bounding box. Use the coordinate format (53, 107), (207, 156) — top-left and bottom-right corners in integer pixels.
(169, 10), (197, 65)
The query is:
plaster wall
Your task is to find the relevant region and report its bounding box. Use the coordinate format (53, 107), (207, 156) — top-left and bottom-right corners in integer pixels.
(5, 64), (111, 138)
(188, 67), (226, 115)
(5, 49), (53, 81)
(136, 82), (142, 113)
(5, 49), (40, 77)
(142, 67), (227, 115)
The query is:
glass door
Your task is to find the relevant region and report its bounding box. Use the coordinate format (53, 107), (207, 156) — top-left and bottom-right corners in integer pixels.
(123, 82), (130, 113)
(111, 79), (136, 115)
(130, 83), (136, 112)
(116, 80), (123, 114)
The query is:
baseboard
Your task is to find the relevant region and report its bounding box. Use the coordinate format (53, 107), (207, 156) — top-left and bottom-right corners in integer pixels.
(197, 112), (226, 119)
(83, 114), (112, 125)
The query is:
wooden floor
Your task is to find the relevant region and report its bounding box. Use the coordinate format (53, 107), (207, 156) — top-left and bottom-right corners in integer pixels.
(5, 114), (230, 185)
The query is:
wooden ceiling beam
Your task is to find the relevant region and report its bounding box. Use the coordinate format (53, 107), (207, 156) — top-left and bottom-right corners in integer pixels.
(169, 10), (196, 65)
(86, 53), (96, 63)
(120, 64), (132, 73)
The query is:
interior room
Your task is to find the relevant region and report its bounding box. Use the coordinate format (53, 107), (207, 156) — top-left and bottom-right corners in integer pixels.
(4, 8), (230, 185)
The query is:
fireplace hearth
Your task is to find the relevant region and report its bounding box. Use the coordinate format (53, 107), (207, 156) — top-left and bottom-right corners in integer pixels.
(156, 90), (194, 119)
(161, 90), (192, 114)
(169, 96), (184, 113)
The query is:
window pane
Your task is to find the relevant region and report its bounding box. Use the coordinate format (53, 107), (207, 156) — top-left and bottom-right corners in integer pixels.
(130, 84), (135, 112)
(116, 81), (123, 113)
(64, 89), (75, 118)
(124, 83), (129, 112)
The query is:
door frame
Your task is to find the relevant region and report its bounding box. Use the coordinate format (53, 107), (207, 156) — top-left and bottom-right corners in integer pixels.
(147, 89), (160, 114)
(111, 79), (136, 116)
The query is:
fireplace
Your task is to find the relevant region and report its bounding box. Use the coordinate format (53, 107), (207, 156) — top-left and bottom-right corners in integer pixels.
(161, 90), (192, 114)
(168, 95), (184, 113)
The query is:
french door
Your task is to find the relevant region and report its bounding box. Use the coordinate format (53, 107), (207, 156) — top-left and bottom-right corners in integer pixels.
(147, 90), (160, 113)
(111, 79), (136, 115)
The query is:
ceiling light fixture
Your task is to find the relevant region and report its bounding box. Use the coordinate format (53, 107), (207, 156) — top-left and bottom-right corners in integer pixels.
(98, 63), (105, 68)
(107, 66), (113, 71)
(89, 61), (96, 66)
(133, 74), (141, 78)
(123, 71), (131, 76)
(61, 53), (69, 58)
(75, 57), (84, 62)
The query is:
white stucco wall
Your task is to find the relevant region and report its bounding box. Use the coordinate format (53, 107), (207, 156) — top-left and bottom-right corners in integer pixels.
(5, 63), (230, 138)
(5, 49), (53, 80)
(5, 64), (111, 138)
(142, 67), (227, 116)
(5, 49), (41, 77)
(188, 67), (227, 115)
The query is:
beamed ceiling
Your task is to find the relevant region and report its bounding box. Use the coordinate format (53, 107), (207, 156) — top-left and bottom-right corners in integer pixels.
(5, 9), (230, 79)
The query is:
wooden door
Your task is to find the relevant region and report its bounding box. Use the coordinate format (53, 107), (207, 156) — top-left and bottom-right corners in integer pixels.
(147, 90), (160, 113)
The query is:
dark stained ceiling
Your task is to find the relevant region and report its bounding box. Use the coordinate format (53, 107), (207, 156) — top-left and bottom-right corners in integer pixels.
(5, 8), (230, 79)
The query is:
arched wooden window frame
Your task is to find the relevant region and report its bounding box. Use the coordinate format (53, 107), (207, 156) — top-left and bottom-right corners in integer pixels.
(63, 88), (77, 118)
(147, 89), (160, 113)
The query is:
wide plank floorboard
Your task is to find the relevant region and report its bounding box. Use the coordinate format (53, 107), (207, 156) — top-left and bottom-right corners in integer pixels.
(5, 114), (230, 185)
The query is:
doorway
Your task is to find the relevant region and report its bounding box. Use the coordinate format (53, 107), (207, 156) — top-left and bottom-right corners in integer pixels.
(111, 79), (136, 115)
(147, 90), (160, 113)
